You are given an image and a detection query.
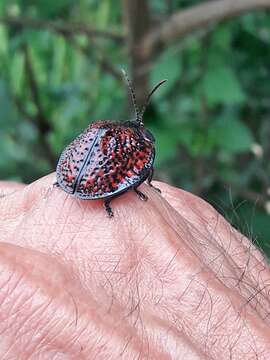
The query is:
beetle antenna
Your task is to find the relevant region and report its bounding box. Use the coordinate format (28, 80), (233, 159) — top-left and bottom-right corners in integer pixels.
(140, 79), (167, 122)
(121, 69), (140, 122)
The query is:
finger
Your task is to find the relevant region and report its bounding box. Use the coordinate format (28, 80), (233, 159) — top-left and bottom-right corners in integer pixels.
(0, 178), (216, 358)
(1, 174), (269, 313)
(1, 174), (267, 280)
(0, 242), (175, 359)
(0, 173), (220, 308)
(1, 173), (267, 300)
(1, 179), (270, 359)
(0, 181), (26, 197)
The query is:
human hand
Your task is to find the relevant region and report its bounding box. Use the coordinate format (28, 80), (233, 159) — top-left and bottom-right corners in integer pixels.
(0, 174), (270, 359)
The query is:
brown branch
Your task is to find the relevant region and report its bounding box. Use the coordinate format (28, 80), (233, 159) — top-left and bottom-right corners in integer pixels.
(0, 16), (124, 42)
(142, 0), (270, 59)
(122, 0), (151, 107)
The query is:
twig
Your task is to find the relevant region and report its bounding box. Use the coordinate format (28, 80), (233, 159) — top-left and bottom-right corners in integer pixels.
(23, 45), (51, 134)
(123, 0), (151, 107)
(99, 56), (123, 81)
(142, 0), (270, 58)
(13, 95), (56, 167)
(68, 38), (122, 82)
(17, 45), (56, 167)
(2, 14), (123, 82)
(0, 16), (124, 43)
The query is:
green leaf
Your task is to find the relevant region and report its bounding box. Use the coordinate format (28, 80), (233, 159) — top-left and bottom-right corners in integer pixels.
(0, 25), (8, 56)
(50, 36), (66, 87)
(237, 203), (270, 257)
(0, 79), (17, 125)
(9, 52), (24, 95)
(97, 0), (110, 29)
(149, 126), (178, 166)
(202, 66), (246, 106)
(175, 122), (194, 149)
(31, 0), (74, 18)
(211, 25), (232, 52)
(211, 115), (254, 154)
(150, 48), (181, 100)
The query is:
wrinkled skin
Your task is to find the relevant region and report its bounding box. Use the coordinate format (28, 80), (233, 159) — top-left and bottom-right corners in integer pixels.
(0, 174), (270, 359)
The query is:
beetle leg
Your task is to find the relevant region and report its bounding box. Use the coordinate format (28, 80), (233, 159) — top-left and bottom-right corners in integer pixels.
(147, 168), (161, 193)
(104, 199), (114, 217)
(53, 181), (60, 188)
(134, 188), (148, 201)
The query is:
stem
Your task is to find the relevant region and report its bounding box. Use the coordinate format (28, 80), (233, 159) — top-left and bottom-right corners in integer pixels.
(142, 0), (270, 58)
(122, 0), (151, 107)
(0, 16), (123, 42)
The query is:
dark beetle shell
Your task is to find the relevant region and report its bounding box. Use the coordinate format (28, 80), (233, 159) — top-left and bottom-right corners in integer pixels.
(56, 120), (155, 199)
(55, 71), (167, 217)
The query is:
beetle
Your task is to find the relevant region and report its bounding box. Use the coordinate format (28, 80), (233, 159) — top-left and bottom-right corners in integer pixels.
(55, 70), (167, 217)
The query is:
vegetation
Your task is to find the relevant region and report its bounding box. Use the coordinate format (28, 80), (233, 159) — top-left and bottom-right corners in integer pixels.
(1, 0), (270, 254)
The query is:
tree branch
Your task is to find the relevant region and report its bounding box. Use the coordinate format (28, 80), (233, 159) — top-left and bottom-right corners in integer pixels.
(0, 16), (123, 43)
(122, 0), (151, 107)
(142, 0), (270, 59)
(68, 38), (123, 82)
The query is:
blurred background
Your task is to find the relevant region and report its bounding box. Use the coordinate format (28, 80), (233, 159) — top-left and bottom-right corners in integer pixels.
(1, 0), (270, 254)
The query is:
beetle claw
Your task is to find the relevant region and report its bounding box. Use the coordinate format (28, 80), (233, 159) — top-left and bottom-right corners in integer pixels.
(149, 183), (161, 193)
(104, 200), (114, 217)
(147, 168), (161, 193)
(134, 188), (148, 201)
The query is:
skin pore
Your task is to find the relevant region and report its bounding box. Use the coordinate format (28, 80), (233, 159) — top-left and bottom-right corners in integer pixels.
(0, 173), (270, 359)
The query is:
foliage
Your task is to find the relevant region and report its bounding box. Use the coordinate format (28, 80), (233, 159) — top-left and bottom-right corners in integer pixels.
(1, 1), (270, 255)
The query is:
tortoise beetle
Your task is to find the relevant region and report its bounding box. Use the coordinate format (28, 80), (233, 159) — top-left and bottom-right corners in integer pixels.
(55, 70), (167, 217)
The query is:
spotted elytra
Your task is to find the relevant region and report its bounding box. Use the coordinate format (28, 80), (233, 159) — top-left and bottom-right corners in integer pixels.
(55, 70), (167, 217)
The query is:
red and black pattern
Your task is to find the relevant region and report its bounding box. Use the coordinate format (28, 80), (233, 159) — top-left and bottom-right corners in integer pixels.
(56, 121), (154, 199)
(55, 71), (166, 217)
